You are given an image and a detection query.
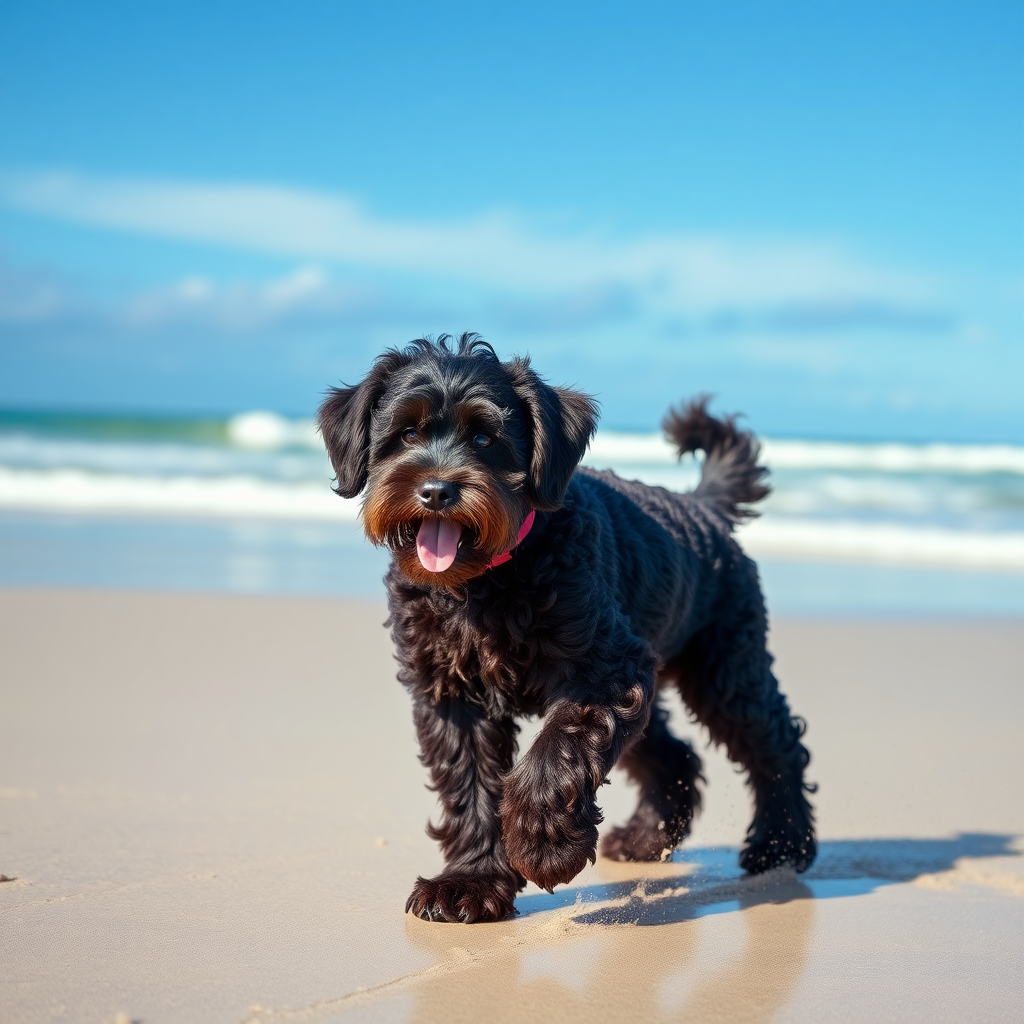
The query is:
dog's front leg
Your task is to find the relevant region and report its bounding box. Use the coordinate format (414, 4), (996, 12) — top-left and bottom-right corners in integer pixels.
(405, 695), (523, 923)
(500, 646), (655, 891)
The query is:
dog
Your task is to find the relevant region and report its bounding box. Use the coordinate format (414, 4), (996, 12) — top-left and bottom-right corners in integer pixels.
(318, 333), (816, 923)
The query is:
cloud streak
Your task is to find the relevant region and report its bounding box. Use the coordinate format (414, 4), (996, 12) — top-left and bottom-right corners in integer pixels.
(0, 170), (938, 316)
(120, 266), (382, 330)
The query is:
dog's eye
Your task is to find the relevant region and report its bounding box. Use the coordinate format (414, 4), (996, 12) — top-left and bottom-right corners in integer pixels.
(402, 427), (418, 443)
(472, 433), (492, 448)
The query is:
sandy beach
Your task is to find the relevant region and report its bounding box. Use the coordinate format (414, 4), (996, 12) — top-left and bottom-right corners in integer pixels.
(1, 587), (1021, 1023)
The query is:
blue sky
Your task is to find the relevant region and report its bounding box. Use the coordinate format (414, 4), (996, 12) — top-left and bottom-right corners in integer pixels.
(0, 1), (1021, 440)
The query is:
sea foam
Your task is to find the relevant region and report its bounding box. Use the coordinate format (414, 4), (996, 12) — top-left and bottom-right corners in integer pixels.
(2, 419), (1023, 572)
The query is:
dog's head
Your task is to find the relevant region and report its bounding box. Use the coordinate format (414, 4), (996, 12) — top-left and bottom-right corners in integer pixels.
(317, 334), (598, 587)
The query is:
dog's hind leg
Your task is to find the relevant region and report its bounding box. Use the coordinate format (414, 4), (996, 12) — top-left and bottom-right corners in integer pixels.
(668, 613), (817, 874)
(600, 697), (704, 862)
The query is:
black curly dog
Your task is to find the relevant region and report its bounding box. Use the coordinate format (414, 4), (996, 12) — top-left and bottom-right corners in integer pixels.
(318, 334), (816, 923)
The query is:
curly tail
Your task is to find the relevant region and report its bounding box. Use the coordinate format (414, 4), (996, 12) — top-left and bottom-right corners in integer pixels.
(662, 395), (770, 527)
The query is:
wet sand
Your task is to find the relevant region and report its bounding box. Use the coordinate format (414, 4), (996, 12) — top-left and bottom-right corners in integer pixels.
(1, 588), (1021, 1023)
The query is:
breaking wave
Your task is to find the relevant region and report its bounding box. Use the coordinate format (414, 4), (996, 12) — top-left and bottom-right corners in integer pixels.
(2, 412), (1023, 572)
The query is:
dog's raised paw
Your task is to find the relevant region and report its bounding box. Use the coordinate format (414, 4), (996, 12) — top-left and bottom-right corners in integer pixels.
(405, 872), (518, 923)
(501, 794), (600, 890)
(504, 828), (597, 891)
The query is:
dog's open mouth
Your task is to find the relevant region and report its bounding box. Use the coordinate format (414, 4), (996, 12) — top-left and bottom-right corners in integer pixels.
(414, 517), (465, 573)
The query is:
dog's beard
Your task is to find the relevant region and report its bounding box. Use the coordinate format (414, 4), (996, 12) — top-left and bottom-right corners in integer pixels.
(362, 467), (528, 587)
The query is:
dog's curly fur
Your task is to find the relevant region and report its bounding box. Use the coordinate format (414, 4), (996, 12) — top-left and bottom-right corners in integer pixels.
(318, 333), (816, 923)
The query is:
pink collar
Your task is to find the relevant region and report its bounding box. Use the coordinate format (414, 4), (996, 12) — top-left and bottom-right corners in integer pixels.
(486, 510), (536, 568)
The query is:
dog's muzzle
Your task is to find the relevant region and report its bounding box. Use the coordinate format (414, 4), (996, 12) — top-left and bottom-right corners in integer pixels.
(413, 479), (463, 572)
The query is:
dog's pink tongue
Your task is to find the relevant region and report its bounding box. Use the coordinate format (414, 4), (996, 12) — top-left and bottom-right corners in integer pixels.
(416, 518), (463, 572)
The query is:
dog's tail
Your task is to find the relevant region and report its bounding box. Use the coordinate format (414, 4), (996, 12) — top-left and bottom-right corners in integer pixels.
(662, 395), (770, 526)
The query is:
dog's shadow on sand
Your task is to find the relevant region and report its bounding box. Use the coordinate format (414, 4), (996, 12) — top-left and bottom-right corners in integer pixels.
(515, 831), (1021, 926)
(401, 833), (1019, 1024)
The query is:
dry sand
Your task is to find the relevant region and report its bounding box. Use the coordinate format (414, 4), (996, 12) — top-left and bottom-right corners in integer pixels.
(1, 588), (1021, 1023)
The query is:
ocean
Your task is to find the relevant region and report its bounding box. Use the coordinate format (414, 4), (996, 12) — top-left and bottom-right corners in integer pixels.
(1, 409), (1022, 616)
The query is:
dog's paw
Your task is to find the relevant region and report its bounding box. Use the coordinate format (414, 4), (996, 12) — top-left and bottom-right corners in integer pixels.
(405, 872), (518, 923)
(601, 822), (676, 863)
(739, 829), (817, 875)
(503, 819), (597, 891)
(500, 780), (601, 890)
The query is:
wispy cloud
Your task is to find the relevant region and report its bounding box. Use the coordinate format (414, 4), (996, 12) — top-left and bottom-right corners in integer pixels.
(0, 170), (938, 317)
(120, 265), (381, 330)
(0, 260), (420, 333)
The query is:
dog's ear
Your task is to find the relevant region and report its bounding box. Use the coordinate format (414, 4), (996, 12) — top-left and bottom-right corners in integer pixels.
(317, 349), (410, 498)
(509, 357), (599, 511)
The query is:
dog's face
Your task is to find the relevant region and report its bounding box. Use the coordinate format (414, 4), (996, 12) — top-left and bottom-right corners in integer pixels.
(318, 336), (597, 587)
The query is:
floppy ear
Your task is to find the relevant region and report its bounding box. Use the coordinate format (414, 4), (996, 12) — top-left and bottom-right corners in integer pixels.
(508, 357), (599, 511)
(317, 349), (409, 498)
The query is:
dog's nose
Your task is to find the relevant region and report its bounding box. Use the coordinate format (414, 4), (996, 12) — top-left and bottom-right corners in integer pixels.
(417, 480), (458, 511)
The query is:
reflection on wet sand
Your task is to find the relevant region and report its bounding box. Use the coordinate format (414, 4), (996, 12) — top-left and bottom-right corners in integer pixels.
(401, 867), (816, 1024)
(383, 834), (1020, 1024)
